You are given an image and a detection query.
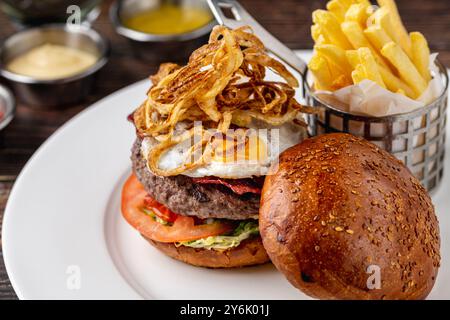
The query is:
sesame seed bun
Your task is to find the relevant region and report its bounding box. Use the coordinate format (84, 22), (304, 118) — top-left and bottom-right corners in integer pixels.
(259, 133), (440, 300)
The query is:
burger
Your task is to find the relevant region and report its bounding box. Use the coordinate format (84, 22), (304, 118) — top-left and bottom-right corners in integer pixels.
(121, 26), (310, 268)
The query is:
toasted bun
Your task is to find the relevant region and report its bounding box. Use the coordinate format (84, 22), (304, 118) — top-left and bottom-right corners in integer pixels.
(260, 133), (440, 300)
(143, 235), (270, 268)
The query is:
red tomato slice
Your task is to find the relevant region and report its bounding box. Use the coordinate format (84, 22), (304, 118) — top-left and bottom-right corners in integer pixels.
(144, 195), (178, 223)
(121, 174), (234, 243)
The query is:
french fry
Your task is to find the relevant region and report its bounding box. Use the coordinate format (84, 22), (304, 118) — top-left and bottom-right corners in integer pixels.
(357, 0), (376, 17)
(340, 21), (390, 68)
(326, 0), (348, 22)
(311, 24), (322, 42)
(364, 25), (392, 50)
(339, 0), (357, 6)
(341, 21), (368, 48)
(357, 48), (386, 88)
(378, 66), (416, 98)
(310, 49), (353, 90)
(364, 13), (418, 93)
(313, 10), (353, 49)
(345, 3), (370, 27)
(315, 44), (353, 77)
(317, 35), (329, 45)
(311, 25), (329, 45)
(347, 48), (416, 97)
(368, 7), (402, 47)
(377, 0), (412, 58)
(410, 31), (431, 82)
(346, 50), (360, 68)
(327, 0), (361, 22)
(333, 74), (353, 89)
(381, 42), (427, 96)
(351, 64), (366, 84)
(396, 89), (406, 96)
(308, 54), (333, 90)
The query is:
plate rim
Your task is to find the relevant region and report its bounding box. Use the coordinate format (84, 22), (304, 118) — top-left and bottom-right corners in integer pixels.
(2, 50), (448, 299)
(1, 79), (148, 299)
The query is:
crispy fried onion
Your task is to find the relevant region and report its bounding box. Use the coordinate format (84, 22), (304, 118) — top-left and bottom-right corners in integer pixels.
(134, 26), (311, 176)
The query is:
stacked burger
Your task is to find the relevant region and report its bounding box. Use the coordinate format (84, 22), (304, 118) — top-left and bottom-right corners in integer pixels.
(122, 26), (309, 268)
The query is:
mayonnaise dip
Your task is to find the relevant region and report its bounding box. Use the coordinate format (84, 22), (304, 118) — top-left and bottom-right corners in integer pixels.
(6, 43), (98, 80)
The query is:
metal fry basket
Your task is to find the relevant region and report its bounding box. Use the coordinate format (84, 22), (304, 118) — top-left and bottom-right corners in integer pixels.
(305, 61), (449, 194)
(205, 0), (448, 193)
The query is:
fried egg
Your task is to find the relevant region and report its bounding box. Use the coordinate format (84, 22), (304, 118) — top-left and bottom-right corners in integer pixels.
(141, 121), (306, 179)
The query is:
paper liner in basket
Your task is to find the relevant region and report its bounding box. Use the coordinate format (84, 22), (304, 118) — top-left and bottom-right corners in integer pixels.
(314, 54), (445, 153)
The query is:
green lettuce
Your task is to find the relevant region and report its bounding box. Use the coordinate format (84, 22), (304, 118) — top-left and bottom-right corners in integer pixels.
(176, 220), (260, 250)
(142, 208), (170, 225)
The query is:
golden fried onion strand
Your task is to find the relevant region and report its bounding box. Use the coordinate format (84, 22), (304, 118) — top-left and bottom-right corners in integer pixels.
(134, 26), (311, 176)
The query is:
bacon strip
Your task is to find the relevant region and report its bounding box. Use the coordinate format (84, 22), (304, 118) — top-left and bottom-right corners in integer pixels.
(192, 176), (263, 195)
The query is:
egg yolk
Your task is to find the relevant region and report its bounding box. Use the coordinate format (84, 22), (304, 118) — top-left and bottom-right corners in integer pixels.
(212, 134), (268, 163)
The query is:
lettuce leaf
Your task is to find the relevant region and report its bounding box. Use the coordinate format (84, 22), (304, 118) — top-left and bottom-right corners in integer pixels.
(142, 208), (170, 225)
(176, 220), (259, 250)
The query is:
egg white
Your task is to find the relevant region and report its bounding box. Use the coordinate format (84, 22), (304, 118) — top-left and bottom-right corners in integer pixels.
(141, 121), (307, 179)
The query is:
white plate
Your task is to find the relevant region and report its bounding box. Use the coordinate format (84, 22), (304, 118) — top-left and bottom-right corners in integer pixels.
(2, 51), (449, 300)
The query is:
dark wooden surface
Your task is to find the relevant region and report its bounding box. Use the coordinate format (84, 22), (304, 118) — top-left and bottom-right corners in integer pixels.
(0, 0), (449, 300)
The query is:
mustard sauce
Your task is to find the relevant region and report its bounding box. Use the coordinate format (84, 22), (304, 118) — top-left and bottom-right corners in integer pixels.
(123, 3), (212, 35)
(6, 44), (98, 80)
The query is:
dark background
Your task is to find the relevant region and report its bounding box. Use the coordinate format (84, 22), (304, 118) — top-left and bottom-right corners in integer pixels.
(0, 0), (449, 299)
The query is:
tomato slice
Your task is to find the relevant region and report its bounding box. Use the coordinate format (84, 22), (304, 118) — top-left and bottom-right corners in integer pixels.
(121, 174), (234, 243)
(144, 195), (178, 223)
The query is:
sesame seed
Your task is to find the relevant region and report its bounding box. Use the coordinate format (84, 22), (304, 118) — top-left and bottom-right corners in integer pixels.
(335, 227), (344, 232)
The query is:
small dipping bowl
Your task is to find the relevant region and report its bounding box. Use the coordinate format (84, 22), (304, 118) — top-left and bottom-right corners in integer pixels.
(0, 0), (102, 28)
(0, 24), (109, 108)
(110, 0), (216, 63)
(0, 83), (15, 132)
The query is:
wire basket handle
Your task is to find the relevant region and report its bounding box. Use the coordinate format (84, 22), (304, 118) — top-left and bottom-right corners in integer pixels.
(207, 0), (307, 76)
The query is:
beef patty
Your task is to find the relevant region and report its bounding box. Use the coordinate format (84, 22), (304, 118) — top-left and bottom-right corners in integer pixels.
(131, 138), (260, 220)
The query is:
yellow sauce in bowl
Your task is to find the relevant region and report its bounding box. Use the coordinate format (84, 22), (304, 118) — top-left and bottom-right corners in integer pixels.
(6, 44), (98, 80)
(123, 3), (212, 35)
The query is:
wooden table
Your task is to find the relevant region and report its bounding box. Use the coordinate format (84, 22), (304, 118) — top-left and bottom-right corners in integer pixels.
(0, 0), (449, 300)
